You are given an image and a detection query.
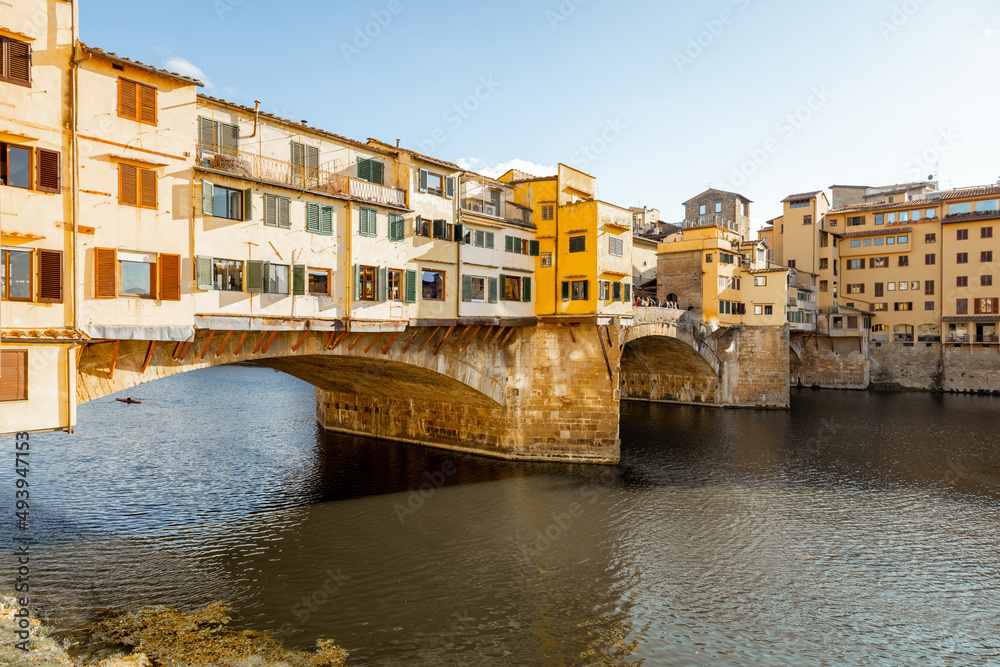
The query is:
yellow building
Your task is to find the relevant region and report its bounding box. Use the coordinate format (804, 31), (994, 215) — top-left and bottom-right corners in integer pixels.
(501, 164), (632, 323)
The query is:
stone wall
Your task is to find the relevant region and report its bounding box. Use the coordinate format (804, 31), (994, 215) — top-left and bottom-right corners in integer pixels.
(794, 334), (869, 389)
(870, 340), (1000, 393)
(719, 325), (790, 407)
(657, 251), (703, 310)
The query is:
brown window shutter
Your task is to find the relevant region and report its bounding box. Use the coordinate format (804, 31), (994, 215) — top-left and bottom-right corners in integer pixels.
(139, 83), (157, 124)
(36, 249), (63, 303)
(0, 350), (28, 402)
(993, 298), (999, 314)
(974, 299), (981, 315)
(140, 168), (157, 209)
(119, 163), (138, 206)
(35, 148), (60, 193)
(6, 39), (30, 87)
(118, 78), (137, 120)
(94, 247), (118, 298)
(158, 253), (181, 301)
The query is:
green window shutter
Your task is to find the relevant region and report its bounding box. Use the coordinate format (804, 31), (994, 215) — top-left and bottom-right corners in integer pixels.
(372, 160), (383, 185)
(357, 158), (369, 183)
(199, 117), (215, 148)
(613, 281), (621, 301)
(414, 216), (422, 236)
(462, 274), (472, 302)
(243, 187), (253, 221)
(262, 261), (270, 293)
(223, 122), (239, 152)
(263, 194), (276, 226)
(378, 266), (387, 302)
(388, 213), (404, 241)
(488, 277), (498, 304)
(246, 259), (264, 293)
(353, 264), (361, 301)
(292, 265), (306, 295)
(522, 276), (531, 303)
(499, 274), (507, 301)
(196, 255), (214, 290)
(486, 232), (495, 249)
(202, 180), (214, 217)
(369, 209), (377, 236)
(505, 235), (513, 252)
(306, 203), (320, 233)
(278, 197), (290, 228)
(529, 240), (540, 257)
(455, 224), (464, 244)
(445, 176), (455, 199)
(320, 206), (333, 236)
(624, 282), (631, 302)
(405, 269), (417, 303)
(418, 168), (428, 192)
(582, 281), (589, 300)
(561, 281), (570, 301)
(433, 219), (444, 239)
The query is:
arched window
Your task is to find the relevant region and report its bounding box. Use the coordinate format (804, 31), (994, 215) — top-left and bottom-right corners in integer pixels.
(893, 324), (914, 342)
(917, 323), (940, 342)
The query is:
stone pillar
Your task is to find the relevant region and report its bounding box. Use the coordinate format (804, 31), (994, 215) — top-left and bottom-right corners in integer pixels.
(717, 325), (790, 407)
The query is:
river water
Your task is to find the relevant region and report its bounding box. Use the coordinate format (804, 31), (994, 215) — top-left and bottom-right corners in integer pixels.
(3, 364), (1000, 665)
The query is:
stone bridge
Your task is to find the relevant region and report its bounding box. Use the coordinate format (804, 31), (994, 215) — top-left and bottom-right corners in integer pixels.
(77, 311), (788, 464)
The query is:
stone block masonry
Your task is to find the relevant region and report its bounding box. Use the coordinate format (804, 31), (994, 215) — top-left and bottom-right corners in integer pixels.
(793, 334), (870, 390)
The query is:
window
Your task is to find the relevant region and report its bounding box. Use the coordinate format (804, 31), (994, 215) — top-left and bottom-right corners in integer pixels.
(925, 301), (935, 311)
(851, 239), (861, 248)
(847, 283), (864, 295)
(926, 209), (937, 219)
(211, 184), (243, 220)
(568, 236), (586, 253)
(754, 305), (763, 315)
(431, 219), (453, 241)
(118, 78), (156, 124)
(357, 156), (383, 185)
(289, 141), (320, 188)
(983, 251), (994, 262)
(924, 254), (935, 265)
(894, 302), (913, 311)
(874, 282), (884, 297)
(263, 194), (291, 228)
(388, 213), (405, 241)
(1, 249), (32, 301)
(895, 256), (907, 267)
(789, 201), (809, 209)
(705, 253), (713, 263)
(308, 268), (330, 296)
(542, 205), (554, 221)
(978, 200), (1000, 213)
(359, 207), (378, 237)
(714, 202), (722, 213)
(540, 252), (553, 268)
(899, 211), (909, 222)
(887, 282), (896, 291)
(599, 280), (610, 300)
(425, 171), (443, 195)
(268, 264), (290, 294)
(387, 269), (403, 301)
(819, 280), (828, 292)
(956, 298), (969, 315)
(415, 216), (431, 238)
(699, 204), (706, 215)
(118, 163), (158, 210)
(304, 202), (334, 235)
(198, 117), (238, 154)
(417, 169), (453, 198)
(957, 229), (969, 241)
(897, 235), (908, 244)
(0, 36), (31, 87)
(754, 276), (766, 286)
(1, 144), (31, 190)
(957, 276), (968, 287)
(119, 253), (155, 298)
(875, 214), (884, 225)
(874, 303), (888, 311)
(924, 280), (935, 295)
(562, 279), (588, 301)
(819, 258), (828, 270)
(874, 238), (884, 246)
(609, 237), (624, 256)
(501, 275), (521, 301)
(846, 216), (862, 227)
(870, 257), (889, 268)
(982, 275), (993, 287)
(949, 203), (972, 216)
(983, 227), (994, 239)
(0, 349), (27, 402)
(975, 298), (999, 315)
(847, 259), (863, 270)
(212, 259), (243, 291)
(465, 275), (486, 302)
(787, 259), (796, 269)
(358, 266), (377, 301)
(422, 270), (445, 300)
(864, 239), (872, 247)
(957, 253), (969, 264)
(803, 215), (813, 225)
(925, 233), (936, 244)
(899, 281), (908, 291)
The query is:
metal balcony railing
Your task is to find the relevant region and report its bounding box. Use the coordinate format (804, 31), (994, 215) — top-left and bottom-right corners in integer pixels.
(459, 197), (531, 225)
(197, 143), (405, 207)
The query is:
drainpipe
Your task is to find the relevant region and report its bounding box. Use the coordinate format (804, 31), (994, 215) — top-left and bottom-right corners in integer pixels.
(69, 4), (89, 433)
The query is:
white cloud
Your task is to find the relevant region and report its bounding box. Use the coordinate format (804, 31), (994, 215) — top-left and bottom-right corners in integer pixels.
(457, 157), (557, 180)
(163, 57), (213, 90)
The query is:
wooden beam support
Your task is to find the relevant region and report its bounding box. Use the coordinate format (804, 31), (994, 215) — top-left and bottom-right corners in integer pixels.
(172, 341), (183, 360)
(451, 326), (470, 351)
(463, 325), (482, 351)
(214, 330), (233, 358)
(478, 325), (495, 349)
(596, 326), (613, 381)
(418, 327), (441, 353)
(347, 332), (365, 352)
(199, 330), (216, 360)
(140, 341), (156, 374)
(363, 332), (381, 354)
(498, 326), (516, 349)
(325, 331), (335, 350)
(402, 329), (420, 353)
(433, 326), (455, 356)
(291, 329), (310, 352)
(108, 340), (120, 379)
(251, 332), (267, 355)
(331, 331), (351, 349)
(233, 331), (248, 356)
(568, 323), (576, 343)
(178, 340), (193, 361)
(381, 331), (399, 354)
(260, 331), (279, 355)
(489, 326), (507, 349)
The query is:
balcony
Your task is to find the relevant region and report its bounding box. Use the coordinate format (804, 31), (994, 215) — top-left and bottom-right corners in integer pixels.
(459, 197), (531, 226)
(197, 143), (405, 208)
(682, 214), (741, 234)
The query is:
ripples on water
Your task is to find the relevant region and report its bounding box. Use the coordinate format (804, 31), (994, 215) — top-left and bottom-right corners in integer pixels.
(2, 366), (999, 665)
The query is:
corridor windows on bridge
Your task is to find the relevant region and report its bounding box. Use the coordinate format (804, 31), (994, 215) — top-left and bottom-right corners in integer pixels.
(561, 279), (588, 301)
(214, 259), (243, 291)
(422, 270), (445, 300)
(464, 275), (486, 302)
(0, 249), (32, 301)
(568, 235), (586, 253)
(1, 144), (31, 189)
(268, 263), (290, 294)
(501, 275), (522, 301)
(308, 269), (331, 297)
(388, 269), (403, 301)
(358, 266), (377, 300)
(118, 251), (156, 298)
(753, 304), (773, 315)
(949, 203), (973, 216)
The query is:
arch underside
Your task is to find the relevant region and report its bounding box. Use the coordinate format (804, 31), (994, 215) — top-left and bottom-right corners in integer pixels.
(620, 335), (719, 405)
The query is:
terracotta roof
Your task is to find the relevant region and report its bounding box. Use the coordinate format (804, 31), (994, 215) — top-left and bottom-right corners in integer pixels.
(939, 185), (1000, 201)
(781, 191), (823, 203)
(83, 44), (204, 86)
(828, 198), (939, 215)
(682, 188), (752, 205)
(2, 328), (91, 341)
(940, 211), (1000, 225)
(840, 226), (912, 239)
(364, 138), (463, 172)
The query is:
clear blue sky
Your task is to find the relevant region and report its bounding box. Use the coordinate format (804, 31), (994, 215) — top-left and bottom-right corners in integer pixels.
(81, 0), (1000, 228)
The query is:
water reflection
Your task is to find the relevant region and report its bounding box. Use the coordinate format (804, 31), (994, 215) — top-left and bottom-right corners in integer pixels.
(1, 367), (999, 665)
